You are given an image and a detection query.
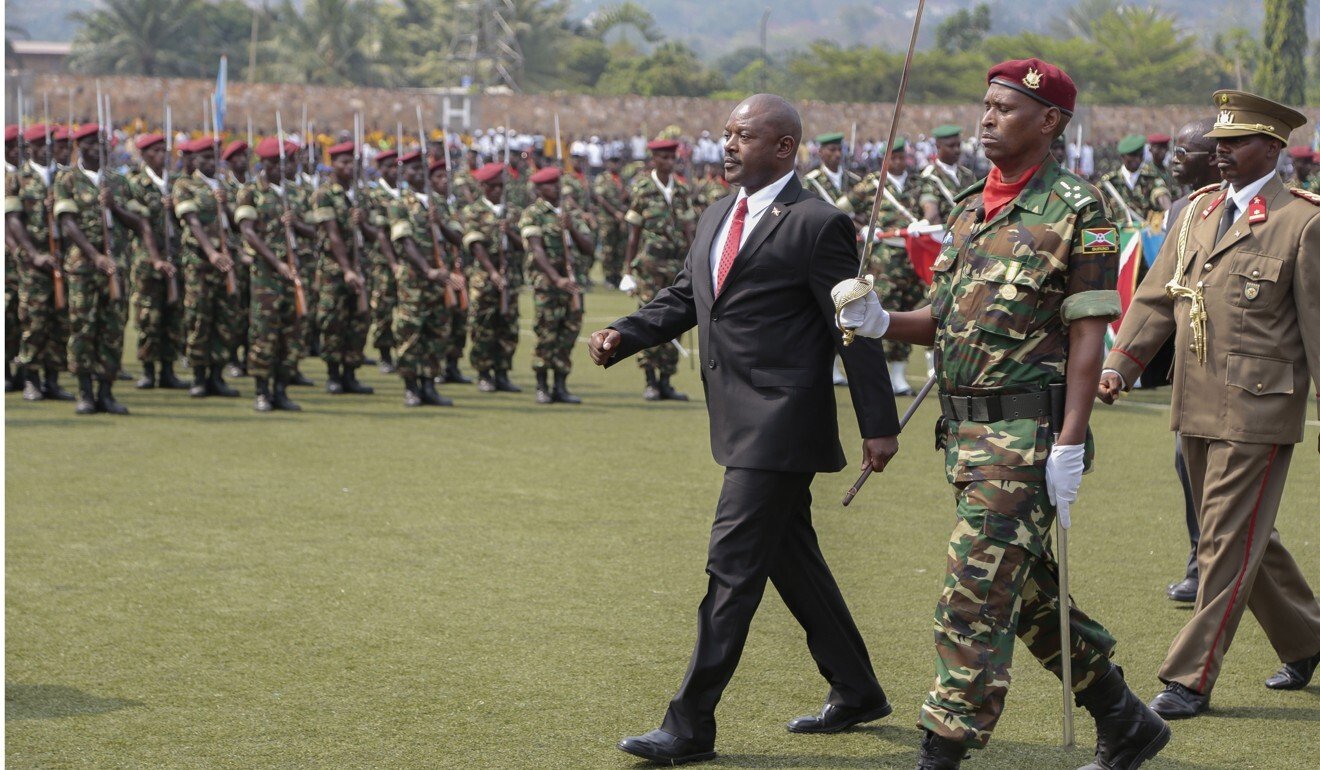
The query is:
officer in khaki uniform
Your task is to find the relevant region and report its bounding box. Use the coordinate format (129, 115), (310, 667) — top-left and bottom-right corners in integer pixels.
(1102, 90), (1320, 719)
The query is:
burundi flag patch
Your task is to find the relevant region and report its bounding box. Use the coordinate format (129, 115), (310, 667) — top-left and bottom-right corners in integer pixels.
(1081, 227), (1119, 254)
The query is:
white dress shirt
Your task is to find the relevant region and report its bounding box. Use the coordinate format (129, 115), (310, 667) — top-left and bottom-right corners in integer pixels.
(709, 169), (795, 289)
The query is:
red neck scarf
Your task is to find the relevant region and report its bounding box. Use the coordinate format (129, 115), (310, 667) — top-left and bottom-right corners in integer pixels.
(981, 163), (1041, 221)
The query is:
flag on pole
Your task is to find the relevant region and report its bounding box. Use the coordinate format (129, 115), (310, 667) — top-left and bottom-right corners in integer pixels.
(214, 55), (228, 131)
(1106, 225), (1144, 351)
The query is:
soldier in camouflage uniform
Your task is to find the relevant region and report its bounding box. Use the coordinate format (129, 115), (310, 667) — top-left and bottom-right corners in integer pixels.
(308, 141), (373, 395)
(562, 159), (597, 285)
(623, 139), (695, 401)
(220, 140), (252, 377)
(234, 136), (305, 412)
(1098, 134), (1171, 226)
(462, 162), (524, 393)
(11, 124), (75, 402)
(1142, 133), (1180, 199)
(918, 125), (978, 225)
(694, 162), (733, 218)
(173, 138), (241, 398)
(367, 149), (402, 374)
(840, 138), (924, 395)
(388, 152), (468, 407)
(56, 124), (164, 415)
(593, 153), (631, 288)
(520, 166), (593, 404)
(123, 132), (188, 390)
(5, 125), (24, 391)
(288, 162), (318, 385)
(449, 147), (482, 208)
(803, 132), (861, 208)
(843, 59), (1169, 770)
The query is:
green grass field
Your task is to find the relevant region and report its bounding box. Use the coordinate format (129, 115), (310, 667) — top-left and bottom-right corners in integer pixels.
(6, 287), (1319, 769)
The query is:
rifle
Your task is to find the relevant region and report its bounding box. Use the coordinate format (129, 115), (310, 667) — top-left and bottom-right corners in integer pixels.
(418, 107), (457, 310)
(210, 94), (237, 297)
(276, 111), (307, 318)
(554, 113), (582, 313)
(96, 83), (121, 302)
(163, 102), (180, 305)
(438, 120), (470, 311)
(43, 94), (66, 310)
(350, 112), (368, 314)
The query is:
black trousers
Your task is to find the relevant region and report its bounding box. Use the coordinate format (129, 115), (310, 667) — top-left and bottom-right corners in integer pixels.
(660, 467), (885, 745)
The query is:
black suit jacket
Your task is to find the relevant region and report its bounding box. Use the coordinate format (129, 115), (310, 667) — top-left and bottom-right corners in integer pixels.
(608, 174), (900, 473)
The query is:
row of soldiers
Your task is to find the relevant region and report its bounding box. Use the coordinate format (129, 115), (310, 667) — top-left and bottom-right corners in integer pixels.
(4, 118), (739, 414)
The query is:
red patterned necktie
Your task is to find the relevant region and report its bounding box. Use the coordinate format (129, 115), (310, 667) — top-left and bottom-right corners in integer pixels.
(716, 197), (749, 295)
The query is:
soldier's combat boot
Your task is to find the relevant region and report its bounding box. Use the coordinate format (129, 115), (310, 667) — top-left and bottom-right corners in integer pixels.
(535, 369), (553, 404)
(403, 377), (424, 407)
(1076, 665), (1170, 770)
(342, 366), (375, 395)
(443, 358), (473, 384)
(421, 377), (453, 407)
(377, 347), (395, 374)
(96, 377), (130, 415)
(272, 379), (301, 411)
(552, 370), (581, 404)
(22, 368), (44, 401)
(136, 361), (157, 389)
(642, 367), (661, 401)
(289, 366), (315, 387)
(915, 729), (965, 769)
(208, 367), (241, 397)
(75, 374), (97, 415)
(189, 366), (209, 397)
(494, 370), (521, 393)
(43, 367), (75, 401)
(158, 362), (189, 389)
(253, 377), (274, 412)
(225, 352), (244, 379)
(657, 374), (688, 401)
(117, 368), (135, 382)
(477, 369), (497, 393)
(325, 363), (345, 394)
(5, 362), (15, 393)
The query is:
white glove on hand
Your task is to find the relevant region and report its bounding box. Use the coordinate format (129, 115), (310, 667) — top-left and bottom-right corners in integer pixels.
(837, 291), (891, 339)
(1045, 443), (1085, 529)
(618, 274), (637, 293)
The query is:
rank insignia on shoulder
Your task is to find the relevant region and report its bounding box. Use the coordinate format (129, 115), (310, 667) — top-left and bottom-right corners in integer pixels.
(1081, 227), (1118, 253)
(1289, 187), (1320, 205)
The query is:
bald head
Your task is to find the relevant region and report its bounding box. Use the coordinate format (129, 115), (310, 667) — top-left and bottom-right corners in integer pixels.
(722, 93), (802, 191)
(1171, 117), (1220, 188)
(1179, 118), (1217, 154)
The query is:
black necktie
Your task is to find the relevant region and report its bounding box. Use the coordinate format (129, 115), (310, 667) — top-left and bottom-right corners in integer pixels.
(1215, 199), (1237, 244)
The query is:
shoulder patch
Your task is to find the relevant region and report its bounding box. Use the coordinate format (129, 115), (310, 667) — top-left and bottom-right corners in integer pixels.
(1053, 175), (1097, 211)
(1189, 182), (1223, 202)
(1289, 187), (1320, 206)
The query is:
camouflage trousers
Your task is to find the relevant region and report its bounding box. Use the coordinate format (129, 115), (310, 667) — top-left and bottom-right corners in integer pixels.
(532, 287), (581, 374)
(572, 235), (596, 284)
(183, 258), (239, 369)
(872, 246), (927, 363)
(369, 254), (396, 352)
(296, 254), (319, 359)
(598, 217), (628, 285)
(315, 262), (369, 368)
(131, 258), (184, 365)
(229, 256), (251, 356)
(16, 266), (71, 372)
(246, 266), (300, 380)
(467, 278), (519, 374)
(66, 269), (128, 379)
(392, 265), (449, 380)
(634, 248), (682, 376)
(6, 271), (21, 364)
(920, 478), (1115, 749)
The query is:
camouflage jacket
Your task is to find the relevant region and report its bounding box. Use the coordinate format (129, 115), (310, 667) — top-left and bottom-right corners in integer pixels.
(388, 189), (463, 270)
(624, 172), (696, 254)
(234, 176), (298, 266)
(368, 180), (402, 235)
(695, 177), (734, 213)
(918, 163), (978, 222)
(504, 170), (534, 212)
(563, 172), (593, 212)
(450, 171), (478, 209)
(519, 197), (591, 291)
(461, 196), (523, 280)
(53, 165), (130, 273)
(839, 171), (921, 227)
(307, 180), (360, 269)
(14, 161), (59, 258)
(289, 182), (317, 261)
(172, 170), (229, 261)
(592, 171), (630, 215)
(930, 158), (1119, 486)
(123, 165), (178, 262)
(1098, 165), (1169, 224)
(802, 166), (860, 207)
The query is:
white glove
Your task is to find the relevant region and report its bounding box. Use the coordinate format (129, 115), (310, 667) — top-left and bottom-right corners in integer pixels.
(618, 274), (637, 293)
(1045, 443), (1085, 529)
(837, 290), (891, 338)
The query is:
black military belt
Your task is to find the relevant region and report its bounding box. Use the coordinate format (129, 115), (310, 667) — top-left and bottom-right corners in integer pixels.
(938, 386), (1062, 423)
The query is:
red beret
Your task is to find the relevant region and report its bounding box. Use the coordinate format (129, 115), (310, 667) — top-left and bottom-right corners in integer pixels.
(179, 136), (216, 154)
(472, 163), (506, 183)
(647, 139), (680, 152)
(529, 166), (561, 184)
(399, 150), (423, 165)
(1287, 145), (1314, 160)
(52, 126), (70, 141)
(428, 159), (447, 174)
(135, 133), (165, 151)
(1146, 133), (1172, 145)
(71, 124), (100, 141)
(987, 58), (1076, 116)
(1312, 151), (1320, 164)
(221, 140), (248, 160)
(23, 124), (48, 143)
(375, 149), (398, 164)
(254, 136), (298, 160)
(5, 125), (19, 143)
(327, 141), (355, 157)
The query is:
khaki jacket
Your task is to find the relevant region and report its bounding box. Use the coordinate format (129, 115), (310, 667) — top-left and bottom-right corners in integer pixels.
(1106, 174), (1320, 444)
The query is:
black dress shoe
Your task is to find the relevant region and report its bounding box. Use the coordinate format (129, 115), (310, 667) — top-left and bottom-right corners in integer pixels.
(617, 728), (715, 765)
(786, 700), (893, 734)
(1148, 682), (1209, 720)
(1265, 650), (1320, 690)
(1167, 576), (1198, 603)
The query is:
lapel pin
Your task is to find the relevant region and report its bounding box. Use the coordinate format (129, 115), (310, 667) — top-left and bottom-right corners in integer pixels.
(771, 206), (781, 217)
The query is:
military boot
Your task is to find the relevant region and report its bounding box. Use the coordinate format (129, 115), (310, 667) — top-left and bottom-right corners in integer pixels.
(1076, 665), (1170, 770)
(43, 367), (75, 401)
(208, 367), (241, 397)
(552, 370), (581, 404)
(325, 363), (345, 394)
(272, 379), (302, 411)
(476, 369), (497, 393)
(289, 366), (315, 387)
(74, 374), (97, 415)
(494, 370), (521, 393)
(421, 377), (453, 406)
(658, 374), (688, 401)
(377, 347), (395, 374)
(535, 370), (553, 404)
(96, 377), (130, 415)
(342, 366), (374, 395)
(158, 362), (190, 389)
(403, 377), (424, 407)
(642, 367), (661, 401)
(253, 377), (274, 412)
(189, 366), (210, 398)
(22, 368), (44, 401)
(443, 358), (473, 384)
(915, 729), (965, 769)
(136, 361), (157, 389)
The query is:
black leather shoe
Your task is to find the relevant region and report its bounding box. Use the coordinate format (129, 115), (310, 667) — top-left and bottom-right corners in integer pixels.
(1167, 577), (1198, 603)
(617, 728), (715, 766)
(916, 729), (967, 769)
(787, 700), (893, 734)
(1148, 682), (1209, 720)
(1265, 650), (1320, 690)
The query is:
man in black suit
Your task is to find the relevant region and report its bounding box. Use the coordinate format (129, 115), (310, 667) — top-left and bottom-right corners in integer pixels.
(588, 94), (902, 766)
